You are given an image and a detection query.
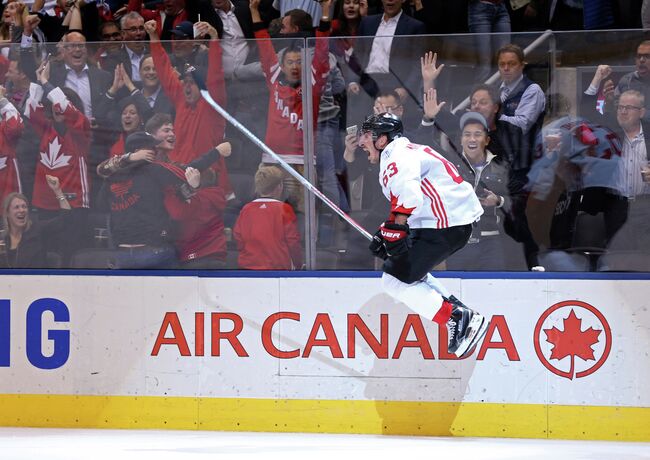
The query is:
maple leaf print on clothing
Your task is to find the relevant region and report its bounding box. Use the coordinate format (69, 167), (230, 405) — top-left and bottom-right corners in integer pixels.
(39, 138), (72, 169)
(389, 190), (416, 216)
(544, 309), (602, 380)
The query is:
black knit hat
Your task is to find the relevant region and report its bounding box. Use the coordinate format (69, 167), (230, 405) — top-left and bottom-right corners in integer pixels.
(125, 131), (157, 152)
(181, 64), (207, 91)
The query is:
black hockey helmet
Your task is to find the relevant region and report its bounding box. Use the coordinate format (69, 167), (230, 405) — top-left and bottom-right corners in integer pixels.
(360, 112), (403, 143)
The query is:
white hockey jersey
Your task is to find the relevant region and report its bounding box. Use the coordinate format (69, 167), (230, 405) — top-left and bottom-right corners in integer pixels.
(379, 137), (483, 229)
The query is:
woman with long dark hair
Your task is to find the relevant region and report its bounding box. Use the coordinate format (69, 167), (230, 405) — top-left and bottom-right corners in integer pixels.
(331, 0), (365, 57)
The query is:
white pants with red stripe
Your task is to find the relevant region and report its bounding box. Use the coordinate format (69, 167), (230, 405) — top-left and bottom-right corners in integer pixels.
(381, 272), (452, 323)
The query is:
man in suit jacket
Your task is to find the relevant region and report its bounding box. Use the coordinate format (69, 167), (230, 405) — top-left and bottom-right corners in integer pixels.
(48, 31), (115, 202)
(195, 0), (255, 38)
(98, 13), (149, 97)
(117, 12), (149, 84)
(346, 0), (426, 127)
(193, 0), (263, 77)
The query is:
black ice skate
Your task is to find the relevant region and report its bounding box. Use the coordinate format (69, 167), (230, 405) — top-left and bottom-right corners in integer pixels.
(446, 296), (489, 358)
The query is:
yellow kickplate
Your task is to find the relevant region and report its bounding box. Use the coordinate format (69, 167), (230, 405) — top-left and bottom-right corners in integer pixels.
(0, 394), (647, 442)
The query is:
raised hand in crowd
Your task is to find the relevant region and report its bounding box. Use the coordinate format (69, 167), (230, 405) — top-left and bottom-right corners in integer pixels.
(359, 0), (368, 16)
(45, 174), (61, 191)
(36, 60), (50, 85)
(113, 5), (128, 20)
(144, 20), (159, 41)
(249, 0), (262, 22)
(320, 0), (332, 19)
(410, 0), (423, 12)
(422, 87), (445, 121)
(589, 65), (612, 89)
(23, 14), (41, 36)
(193, 21), (219, 40)
(45, 175), (71, 209)
(421, 51), (444, 91)
(588, 64), (616, 106)
(12, 2), (26, 27)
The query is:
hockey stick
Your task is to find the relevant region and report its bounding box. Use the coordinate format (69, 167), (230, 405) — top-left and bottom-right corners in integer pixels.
(201, 89), (373, 241)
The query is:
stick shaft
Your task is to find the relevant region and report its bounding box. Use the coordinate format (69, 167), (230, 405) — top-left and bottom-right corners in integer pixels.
(200, 90), (373, 241)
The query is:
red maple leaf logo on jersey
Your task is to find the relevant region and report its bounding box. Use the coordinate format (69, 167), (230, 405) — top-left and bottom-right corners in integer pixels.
(389, 191), (416, 216)
(110, 180), (133, 199)
(543, 309), (601, 380)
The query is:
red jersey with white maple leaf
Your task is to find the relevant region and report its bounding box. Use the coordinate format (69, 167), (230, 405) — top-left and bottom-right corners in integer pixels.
(0, 98), (25, 200)
(25, 84), (91, 210)
(234, 198), (303, 269)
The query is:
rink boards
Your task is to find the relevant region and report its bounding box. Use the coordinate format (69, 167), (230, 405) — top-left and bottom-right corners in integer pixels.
(0, 272), (649, 441)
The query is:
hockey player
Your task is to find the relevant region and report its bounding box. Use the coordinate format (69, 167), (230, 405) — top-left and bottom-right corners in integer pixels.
(358, 112), (490, 358)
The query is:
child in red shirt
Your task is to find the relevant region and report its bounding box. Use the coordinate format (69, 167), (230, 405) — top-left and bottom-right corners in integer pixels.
(234, 166), (303, 270)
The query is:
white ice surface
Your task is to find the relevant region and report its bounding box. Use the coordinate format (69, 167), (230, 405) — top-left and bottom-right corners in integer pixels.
(1, 428), (650, 460)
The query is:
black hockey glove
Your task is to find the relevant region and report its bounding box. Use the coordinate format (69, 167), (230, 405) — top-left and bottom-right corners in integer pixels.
(380, 221), (410, 257)
(369, 229), (388, 260)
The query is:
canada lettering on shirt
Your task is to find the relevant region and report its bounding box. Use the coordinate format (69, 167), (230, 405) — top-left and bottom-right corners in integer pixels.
(273, 89), (304, 130)
(109, 179), (141, 211)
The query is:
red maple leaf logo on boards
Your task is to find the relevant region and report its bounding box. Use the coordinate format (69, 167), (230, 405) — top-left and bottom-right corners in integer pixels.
(543, 309), (601, 380)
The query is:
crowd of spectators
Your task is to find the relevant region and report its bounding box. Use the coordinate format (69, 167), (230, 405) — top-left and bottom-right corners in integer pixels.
(0, 0), (649, 271)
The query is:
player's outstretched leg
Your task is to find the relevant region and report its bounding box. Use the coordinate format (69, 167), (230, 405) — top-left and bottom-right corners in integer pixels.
(445, 295), (489, 358)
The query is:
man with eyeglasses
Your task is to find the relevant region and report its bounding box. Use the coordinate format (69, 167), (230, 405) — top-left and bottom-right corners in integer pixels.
(373, 89), (444, 145)
(96, 21), (126, 74)
(48, 31), (113, 203)
(613, 91), (650, 200)
(581, 86), (650, 251)
(49, 32), (113, 123)
(606, 89), (650, 252)
(119, 11), (148, 83)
